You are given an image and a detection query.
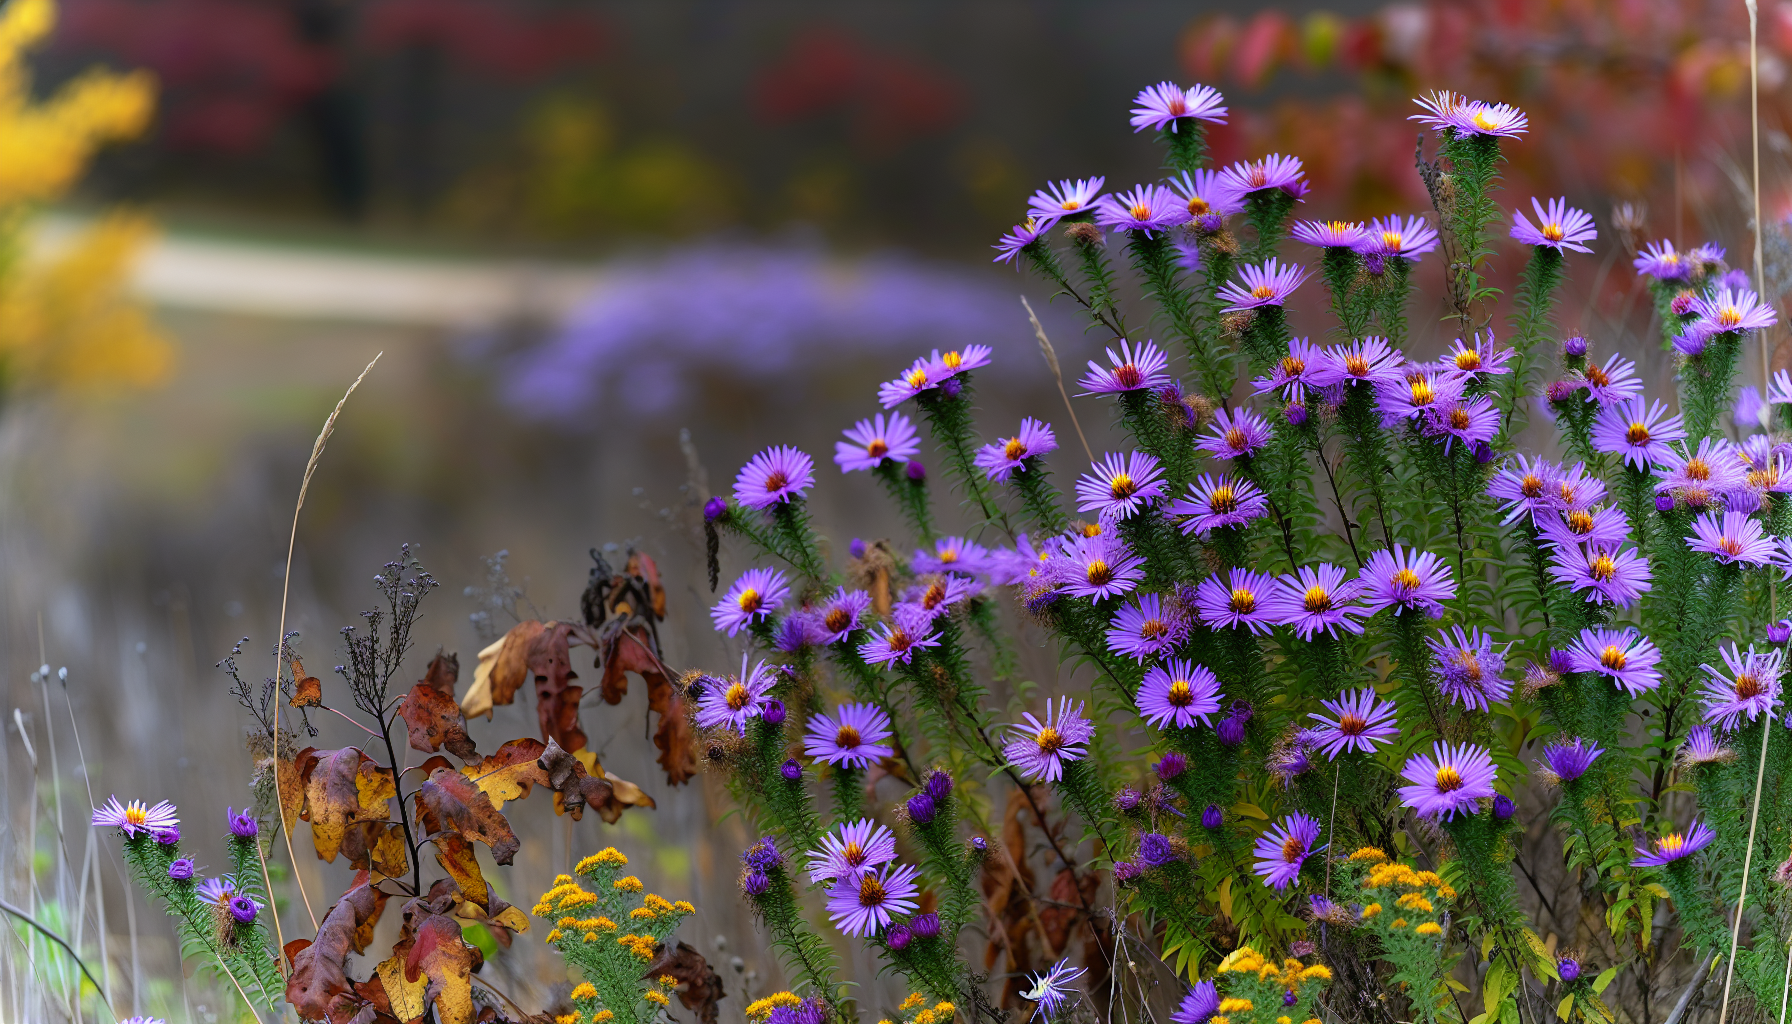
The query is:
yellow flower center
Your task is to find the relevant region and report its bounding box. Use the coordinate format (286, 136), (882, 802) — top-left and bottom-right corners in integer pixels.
(1391, 568), (1422, 591)
(835, 725), (861, 749)
(942, 350), (964, 370)
(843, 841), (866, 866)
(1140, 619), (1169, 640)
(921, 581), (947, 610)
(1567, 510), (1594, 534)
(1187, 196), (1210, 216)
(1109, 473), (1137, 499)
(1434, 766), (1464, 792)
(1381, 231), (1403, 249)
(1004, 437), (1027, 460)
(737, 588), (762, 613)
(725, 683), (751, 711)
(1449, 407), (1471, 430)
(886, 629), (913, 652)
(1541, 223), (1564, 242)
(1167, 680), (1194, 706)
(1129, 202), (1152, 220)
(1585, 365), (1611, 388)
(1281, 836), (1306, 862)
(1685, 458), (1711, 481)
(1281, 355), (1306, 376)
(125, 803), (148, 827)
(906, 368), (929, 387)
(1060, 199), (1082, 211)
(1409, 379), (1435, 405)
(1035, 726), (1064, 754)
(1717, 307), (1742, 328)
(1086, 560), (1114, 586)
(858, 874), (887, 907)
(1600, 644), (1627, 671)
(1735, 673), (1765, 699)
(866, 439), (888, 458)
(1302, 585), (1332, 613)
(1209, 485), (1238, 513)
(1520, 473), (1544, 498)
(1337, 712), (1367, 736)
(1229, 588), (1256, 614)
(824, 608), (852, 632)
(1345, 354), (1370, 376)
(1225, 427), (1248, 449)
(1454, 349), (1481, 370)
(1251, 284), (1276, 299)
(1589, 554), (1617, 581)
(1471, 110), (1498, 130)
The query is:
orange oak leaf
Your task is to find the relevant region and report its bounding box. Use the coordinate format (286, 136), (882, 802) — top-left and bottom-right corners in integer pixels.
(287, 883), (385, 1019)
(415, 765), (520, 865)
(290, 657), (324, 708)
(433, 833), (488, 911)
(303, 748), (397, 863)
(399, 652), (478, 762)
(403, 911), (482, 1024)
(458, 737), (549, 810)
(529, 621), (586, 752)
(461, 620), (544, 721)
(280, 746), (319, 835)
(339, 821), (408, 881)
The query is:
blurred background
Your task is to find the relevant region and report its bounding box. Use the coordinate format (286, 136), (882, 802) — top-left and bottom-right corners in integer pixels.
(2, 0), (1790, 1021)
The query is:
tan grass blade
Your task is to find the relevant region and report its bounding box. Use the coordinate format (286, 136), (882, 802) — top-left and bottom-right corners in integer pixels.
(1021, 296), (1094, 464)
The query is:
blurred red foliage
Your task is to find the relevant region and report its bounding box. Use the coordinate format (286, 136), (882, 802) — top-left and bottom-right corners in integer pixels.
(752, 27), (964, 155)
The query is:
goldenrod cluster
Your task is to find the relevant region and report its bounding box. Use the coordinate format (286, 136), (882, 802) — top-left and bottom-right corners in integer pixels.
(578, 848), (631, 873)
(910, 1001), (955, 1024)
(746, 992), (803, 1020)
(1210, 947), (1329, 1024)
(617, 933), (658, 961)
(534, 847), (700, 1024)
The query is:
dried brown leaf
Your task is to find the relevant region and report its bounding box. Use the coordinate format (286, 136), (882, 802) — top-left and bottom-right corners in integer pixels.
(530, 622), (586, 752)
(400, 659), (478, 762)
(404, 912), (482, 1024)
(416, 765), (520, 865)
(458, 737), (549, 810)
(287, 883), (384, 1019)
(290, 656), (324, 708)
(645, 940), (724, 1024)
(304, 748), (397, 862)
(434, 833), (489, 911)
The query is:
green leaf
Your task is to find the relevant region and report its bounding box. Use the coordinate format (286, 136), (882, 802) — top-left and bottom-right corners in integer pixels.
(1557, 995), (1575, 1021)
(1592, 965), (1620, 995)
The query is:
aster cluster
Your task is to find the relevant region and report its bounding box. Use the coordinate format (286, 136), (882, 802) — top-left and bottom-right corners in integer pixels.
(533, 848), (697, 1024)
(696, 76), (1792, 1024)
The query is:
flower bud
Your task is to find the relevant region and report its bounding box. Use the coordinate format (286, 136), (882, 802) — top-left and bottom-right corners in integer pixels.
(1202, 805), (1224, 829)
(940, 379), (962, 399)
(906, 792), (937, 825)
(762, 699), (787, 727)
(849, 537), (867, 559)
(1283, 991), (1298, 1006)
(1113, 861), (1140, 882)
(911, 912), (941, 939)
(1115, 786), (1143, 812)
(1136, 832), (1177, 867)
(779, 759), (803, 782)
(1671, 291), (1697, 317)
(1558, 957), (1581, 982)
(1285, 403), (1308, 427)
(227, 807), (258, 841)
(1153, 752), (1187, 780)
(971, 837), (987, 852)
(1655, 493), (1676, 513)
(703, 496), (728, 522)
(1472, 441), (1494, 464)
(1562, 335), (1588, 357)
(168, 857), (196, 882)
(1217, 715), (1247, 746)
(154, 826), (180, 846)
(1770, 620), (1792, 644)
(886, 924), (913, 950)
(1547, 649), (1575, 674)
(905, 460), (927, 482)
(742, 870), (771, 897)
(1493, 794), (1516, 820)
(924, 769), (954, 803)
(229, 895), (258, 925)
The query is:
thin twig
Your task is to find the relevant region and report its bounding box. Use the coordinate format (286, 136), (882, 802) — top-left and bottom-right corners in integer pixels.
(271, 352), (383, 943)
(1023, 296), (1094, 464)
(0, 896), (115, 1017)
(1716, 711), (1772, 1024)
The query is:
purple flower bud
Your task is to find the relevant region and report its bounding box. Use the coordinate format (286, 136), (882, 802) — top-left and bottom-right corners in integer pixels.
(1137, 832), (1177, 868)
(1285, 403), (1308, 427)
(940, 378), (963, 399)
(911, 912), (941, 939)
(1112, 861), (1139, 882)
(971, 837), (987, 852)
(1655, 493), (1676, 513)
(703, 496), (728, 522)
(229, 895), (258, 925)
(1770, 620), (1792, 644)
(1202, 805), (1224, 829)
(1283, 991), (1298, 1007)
(154, 826), (180, 846)
(1115, 786), (1143, 812)
(1547, 649), (1575, 674)
(924, 770), (954, 803)
(1217, 715), (1247, 746)
(1562, 335), (1588, 357)
(885, 923), (913, 950)
(167, 857), (196, 882)
(762, 699), (787, 727)
(779, 759), (803, 782)
(1472, 441), (1494, 464)
(1154, 752), (1187, 781)
(907, 791), (937, 825)
(1546, 380), (1578, 404)
(226, 807), (258, 840)
(742, 870), (771, 897)
(1493, 794), (1516, 821)
(850, 537), (867, 559)
(1290, 940), (1316, 958)
(1308, 894), (1334, 918)
(1558, 957), (1581, 982)
(905, 459), (927, 482)
(1671, 291), (1698, 317)
(743, 836), (782, 871)
(1364, 252), (1386, 277)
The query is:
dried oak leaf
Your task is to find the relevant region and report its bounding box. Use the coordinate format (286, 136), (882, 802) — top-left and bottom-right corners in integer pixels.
(426, 877), (529, 948)
(433, 833), (489, 911)
(340, 822), (409, 881)
(377, 954), (429, 1023)
(287, 883), (385, 1019)
(458, 737), (549, 810)
(645, 940), (725, 1024)
(416, 765), (520, 865)
(290, 656), (324, 708)
(280, 746), (319, 835)
(600, 623), (697, 786)
(304, 748), (397, 863)
(536, 738), (656, 823)
(530, 621), (586, 752)
(404, 911), (483, 1024)
(462, 620), (544, 721)
(400, 652), (478, 762)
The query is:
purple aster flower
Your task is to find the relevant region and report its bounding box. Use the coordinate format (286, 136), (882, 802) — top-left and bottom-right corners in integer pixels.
(1510, 197), (1597, 253)
(92, 797), (178, 839)
(1202, 805), (1224, 829)
(1267, 563), (1367, 639)
(1736, 386), (1771, 432)
(1196, 406), (1272, 460)
(1558, 957), (1582, 982)
(1252, 812), (1322, 890)
(849, 537), (867, 558)
(1055, 532), (1145, 600)
(695, 656), (780, 734)
(780, 759), (803, 781)
(1095, 184), (1193, 234)
(1003, 697), (1094, 782)
(1397, 742), (1499, 819)
(1023, 958), (1088, 1022)
(1218, 257), (1311, 310)
(1028, 177), (1106, 229)
(703, 496), (728, 522)
(824, 862), (920, 937)
(1771, 368), (1792, 405)
(710, 567), (790, 635)
(1569, 353), (1643, 407)
(1218, 704), (1251, 745)
(1487, 454), (1563, 524)
(1554, 461), (1610, 511)
(1075, 451), (1167, 521)
(1154, 752), (1187, 780)
(1409, 89), (1471, 130)
(1427, 625), (1512, 711)
(1168, 168), (1245, 221)
(1673, 327), (1712, 357)
(1136, 832), (1179, 868)
(897, 574), (982, 623)
(1106, 592), (1189, 662)
(1375, 367), (1466, 428)
(742, 836), (783, 871)
(933, 344), (992, 378)
(1426, 395), (1501, 453)
(1437, 331), (1513, 378)
(877, 355), (945, 408)
(976, 418), (1058, 482)
(1115, 785), (1143, 812)
(1563, 334), (1589, 357)
(741, 870), (771, 896)
(1689, 242), (1728, 268)
(923, 769), (953, 804)
(1168, 473), (1270, 537)
(1772, 619), (1792, 644)
(885, 923), (913, 950)
(907, 791), (936, 824)
(1688, 510), (1775, 566)
(1679, 724), (1734, 766)
(1634, 240), (1689, 280)
(835, 413), (921, 472)
(1547, 542), (1652, 608)
(1269, 733), (1318, 788)
(1309, 336), (1406, 389)
(1446, 99), (1528, 137)
(1592, 398), (1685, 469)
(196, 875), (262, 916)
(1130, 81), (1228, 132)
(1172, 981), (1220, 1024)
(1694, 285), (1778, 336)
(913, 535), (990, 575)
(1307, 687), (1399, 757)
(993, 218), (1046, 265)
(1699, 642), (1784, 730)
(229, 895), (258, 925)
(1253, 337), (1324, 401)
(762, 700), (788, 727)
(1631, 820), (1716, 867)
(1136, 659), (1223, 729)
(154, 825), (179, 845)
(1217, 154), (1309, 204)
(807, 819), (899, 883)
(1359, 544), (1457, 617)
(1538, 738), (1604, 784)
(168, 857), (196, 882)
(1079, 338), (1172, 395)
(733, 446), (816, 510)
(774, 613), (826, 653)
(1193, 566), (1277, 634)
(226, 807), (258, 840)
(804, 703), (896, 768)
(1655, 438), (1749, 494)
(1564, 626), (1662, 696)
(815, 587), (873, 644)
(1291, 219), (1367, 249)
(1356, 215), (1441, 260)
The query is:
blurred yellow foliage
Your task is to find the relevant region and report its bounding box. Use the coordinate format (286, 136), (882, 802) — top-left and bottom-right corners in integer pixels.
(0, 0), (167, 395)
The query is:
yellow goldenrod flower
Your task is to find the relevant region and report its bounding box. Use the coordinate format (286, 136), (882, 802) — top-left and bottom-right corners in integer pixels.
(1300, 965), (1331, 981)
(1210, 1016), (1231, 1024)
(558, 916), (580, 928)
(747, 993), (803, 1020)
(555, 874), (575, 886)
(583, 932), (599, 942)
(644, 894), (675, 911)
(658, 975), (680, 989)
(1349, 846), (1388, 863)
(1278, 1017), (1292, 1024)
(631, 907), (659, 921)
(571, 983), (599, 1001)
(900, 994), (927, 1013)
(555, 1015), (578, 1024)
(913, 1010), (938, 1024)
(1361, 902), (1381, 918)
(933, 1003), (954, 1016)
(1391, 918), (1408, 929)
(595, 1012), (616, 1023)
(1415, 922), (1443, 936)
(674, 901), (696, 914)
(1220, 999), (1255, 1013)
(614, 876), (645, 892)
(546, 929), (564, 943)
(645, 991), (671, 1007)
